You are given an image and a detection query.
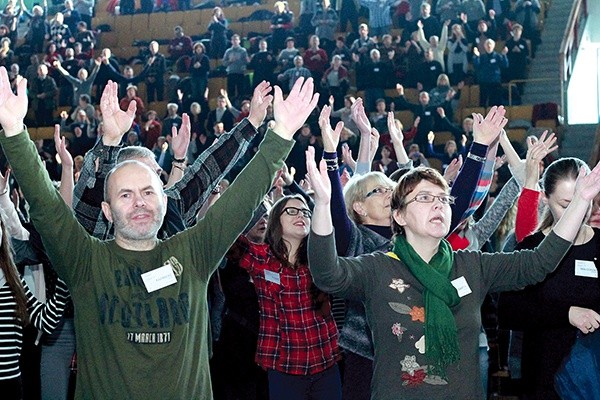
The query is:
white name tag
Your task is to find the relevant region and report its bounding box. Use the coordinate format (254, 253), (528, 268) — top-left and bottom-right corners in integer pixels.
(490, 58), (497, 63)
(141, 265), (177, 293)
(451, 276), (472, 297)
(264, 270), (281, 285)
(575, 260), (598, 278)
(424, 111), (431, 116)
(430, 66), (436, 71)
(374, 67), (380, 72)
(519, 44), (525, 49)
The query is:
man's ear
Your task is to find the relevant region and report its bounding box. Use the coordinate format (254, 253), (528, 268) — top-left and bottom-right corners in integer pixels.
(101, 201), (113, 223)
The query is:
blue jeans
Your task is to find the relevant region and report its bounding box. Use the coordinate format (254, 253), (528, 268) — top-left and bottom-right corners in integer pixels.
(268, 364), (342, 400)
(41, 318), (76, 400)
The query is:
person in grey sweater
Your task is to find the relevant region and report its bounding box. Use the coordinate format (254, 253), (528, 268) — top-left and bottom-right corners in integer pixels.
(54, 58), (100, 108)
(305, 106), (600, 399)
(222, 34), (250, 102)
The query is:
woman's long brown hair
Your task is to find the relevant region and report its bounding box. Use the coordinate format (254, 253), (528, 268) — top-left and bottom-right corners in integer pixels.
(0, 219), (29, 323)
(265, 195), (309, 268)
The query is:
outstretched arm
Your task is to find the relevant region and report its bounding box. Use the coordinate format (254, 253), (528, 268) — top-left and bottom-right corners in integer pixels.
(165, 81), (273, 227)
(319, 105), (353, 255)
(54, 125), (74, 208)
(187, 77), (319, 279)
(0, 67), (94, 287)
(72, 81), (133, 237)
(449, 106), (507, 233)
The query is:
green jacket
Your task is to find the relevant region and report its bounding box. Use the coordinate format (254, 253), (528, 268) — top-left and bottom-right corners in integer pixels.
(0, 128), (292, 399)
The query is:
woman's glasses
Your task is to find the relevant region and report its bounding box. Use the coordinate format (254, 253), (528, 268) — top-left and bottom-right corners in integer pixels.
(405, 193), (456, 205)
(365, 186), (393, 199)
(281, 207), (312, 218)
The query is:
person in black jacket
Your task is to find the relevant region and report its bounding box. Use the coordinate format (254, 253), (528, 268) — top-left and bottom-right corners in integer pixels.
(28, 64), (58, 127)
(249, 39), (277, 89)
(146, 41), (166, 102)
(190, 42), (210, 103)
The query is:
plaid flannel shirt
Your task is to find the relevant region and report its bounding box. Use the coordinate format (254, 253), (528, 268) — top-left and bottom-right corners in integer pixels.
(238, 236), (340, 375)
(73, 118), (257, 239)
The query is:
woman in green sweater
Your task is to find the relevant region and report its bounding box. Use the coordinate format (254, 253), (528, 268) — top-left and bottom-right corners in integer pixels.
(305, 106), (600, 399)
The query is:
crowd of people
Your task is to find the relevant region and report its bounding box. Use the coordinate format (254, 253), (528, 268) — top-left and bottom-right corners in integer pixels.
(0, 1), (597, 400)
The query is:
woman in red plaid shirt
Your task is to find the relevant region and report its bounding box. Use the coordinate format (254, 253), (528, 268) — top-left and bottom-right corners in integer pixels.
(238, 194), (342, 399)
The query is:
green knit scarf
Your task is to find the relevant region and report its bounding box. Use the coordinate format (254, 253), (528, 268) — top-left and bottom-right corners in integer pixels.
(393, 235), (461, 376)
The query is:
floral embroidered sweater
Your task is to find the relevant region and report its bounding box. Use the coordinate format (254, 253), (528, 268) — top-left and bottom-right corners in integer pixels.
(308, 231), (570, 399)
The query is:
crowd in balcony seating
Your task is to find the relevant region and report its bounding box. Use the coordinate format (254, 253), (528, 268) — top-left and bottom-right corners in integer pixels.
(3, 2), (596, 400)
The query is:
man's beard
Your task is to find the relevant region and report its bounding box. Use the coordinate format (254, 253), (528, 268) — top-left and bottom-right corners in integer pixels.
(111, 206), (163, 241)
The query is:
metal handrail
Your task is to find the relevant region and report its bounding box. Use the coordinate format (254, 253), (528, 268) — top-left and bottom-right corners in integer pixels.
(507, 78), (557, 106)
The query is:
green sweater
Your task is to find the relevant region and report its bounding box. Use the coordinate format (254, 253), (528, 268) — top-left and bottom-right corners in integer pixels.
(308, 231), (570, 400)
(0, 128), (292, 400)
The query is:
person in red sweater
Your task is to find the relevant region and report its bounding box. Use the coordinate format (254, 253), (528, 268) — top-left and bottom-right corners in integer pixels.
(140, 110), (162, 150)
(119, 84), (144, 124)
(303, 35), (329, 93)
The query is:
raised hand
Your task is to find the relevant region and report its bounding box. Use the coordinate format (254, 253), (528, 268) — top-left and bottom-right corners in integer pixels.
(279, 163), (294, 186)
(305, 146), (331, 205)
(472, 106), (508, 145)
(341, 143), (356, 171)
(443, 155), (462, 185)
(387, 112), (403, 144)
(368, 127), (381, 163)
(54, 125), (73, 169)
(350, 98), (372, 134)
(100, 80), (136, 146)
(318, 104), (344, 152)
(170, 113), (191, 160)
(437, 107), (446, 119)
(427, 131), (435, 144)
(272, 77), (319, 140)
(248, 80), (274, 129)
(340, 168), (351, 188)
(0, 67), (27, 137)
(575, 159), (600, 202)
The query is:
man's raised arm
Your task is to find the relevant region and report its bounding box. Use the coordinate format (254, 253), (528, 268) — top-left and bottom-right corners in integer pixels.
(72, 80), (134, 238)
(166, 80), (273, 227)
(187, 77), (320, 278)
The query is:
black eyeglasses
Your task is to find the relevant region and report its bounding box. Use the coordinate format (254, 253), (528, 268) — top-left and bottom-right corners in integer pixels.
(365, 186), (393, 198)
(405, 193), (456, 205)
(281, 207), (312, 218)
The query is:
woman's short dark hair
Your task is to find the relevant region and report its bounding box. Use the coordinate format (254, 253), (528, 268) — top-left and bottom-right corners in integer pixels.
(390, 167), (449, 235)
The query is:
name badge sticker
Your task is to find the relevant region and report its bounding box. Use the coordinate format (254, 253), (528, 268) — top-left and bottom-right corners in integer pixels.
(490, 58), (497, 63)
(575, 260), (598, 278)
(264, 270), (281, 285)
(141, 265), (177, 293)
(451, 276), (472, 297)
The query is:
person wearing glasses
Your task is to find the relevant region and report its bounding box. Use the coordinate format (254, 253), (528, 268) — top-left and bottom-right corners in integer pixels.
(304, 105), (600, 399)
(318, 103), (499, 400)
(235, 194), (342, 400)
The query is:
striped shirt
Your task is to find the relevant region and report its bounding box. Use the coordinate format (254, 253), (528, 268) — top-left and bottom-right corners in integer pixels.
(360, 0), (394, 28)
(0, 277), (69, 380)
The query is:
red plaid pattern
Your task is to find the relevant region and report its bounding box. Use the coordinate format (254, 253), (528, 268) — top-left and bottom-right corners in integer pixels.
(238, 236), (341, 375)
